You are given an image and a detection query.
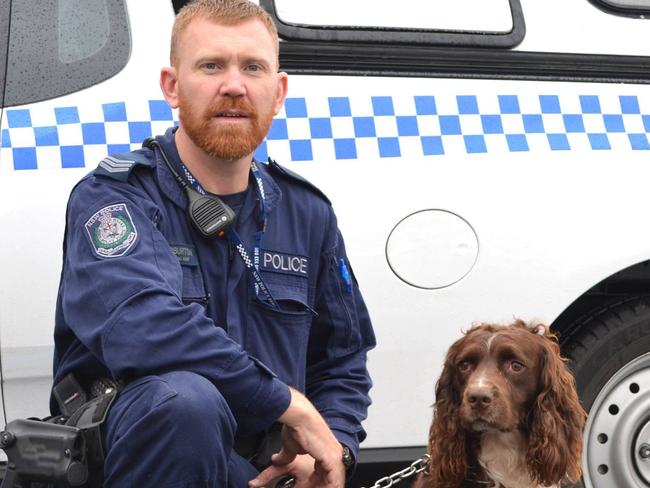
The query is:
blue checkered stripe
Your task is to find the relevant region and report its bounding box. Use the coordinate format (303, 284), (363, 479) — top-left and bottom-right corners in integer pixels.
(1, 100), (176, 170)
(2, 95), (650, 170)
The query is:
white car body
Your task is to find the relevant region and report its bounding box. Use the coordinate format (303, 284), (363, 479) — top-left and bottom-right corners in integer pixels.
(1, 0), (649, 484)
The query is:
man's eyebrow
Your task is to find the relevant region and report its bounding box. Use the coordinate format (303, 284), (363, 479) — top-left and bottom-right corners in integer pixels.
(194, 55), (226, 66)
(193, 55), (273, 68)
(242, 56), (272, 67)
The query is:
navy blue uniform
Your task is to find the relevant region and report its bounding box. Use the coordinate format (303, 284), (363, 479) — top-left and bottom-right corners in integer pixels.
(52, 128), (375, 487)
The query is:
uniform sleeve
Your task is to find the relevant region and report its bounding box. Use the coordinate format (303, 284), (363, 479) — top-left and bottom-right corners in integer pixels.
(306, 211), (376, 457)
(59, 178), (290, 434)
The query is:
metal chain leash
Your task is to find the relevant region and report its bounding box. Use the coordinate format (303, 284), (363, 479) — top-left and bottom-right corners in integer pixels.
(361, 454), (431, 488)
(271, 454), (431, 488)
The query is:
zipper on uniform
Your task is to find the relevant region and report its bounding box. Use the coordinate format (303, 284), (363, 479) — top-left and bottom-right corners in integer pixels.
(183, 293), (209, 305)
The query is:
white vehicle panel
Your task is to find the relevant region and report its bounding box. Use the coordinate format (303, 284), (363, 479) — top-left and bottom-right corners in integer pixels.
(1, 0), (650, 462)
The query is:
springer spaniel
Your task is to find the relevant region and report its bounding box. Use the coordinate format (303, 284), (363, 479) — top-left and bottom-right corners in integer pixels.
(414, 320), (586, 488)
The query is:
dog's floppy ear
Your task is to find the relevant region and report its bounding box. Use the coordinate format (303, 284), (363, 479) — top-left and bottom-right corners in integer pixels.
(427, 341), (471, 488)
(526, 327), (586, 485)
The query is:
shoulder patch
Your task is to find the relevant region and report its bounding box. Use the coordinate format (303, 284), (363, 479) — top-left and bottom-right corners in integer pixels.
(94, 150), (154, 182)
(84, 203), (138, 258)
(265, 158), (331, 205)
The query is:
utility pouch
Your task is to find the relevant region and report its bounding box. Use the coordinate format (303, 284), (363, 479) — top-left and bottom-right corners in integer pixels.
(52, 374), (88, 418)
(65, 387), (118, 477)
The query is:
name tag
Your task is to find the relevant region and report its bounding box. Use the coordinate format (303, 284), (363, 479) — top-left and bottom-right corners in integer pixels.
(261, 250), (309, 277)
(170, 244), (198, 267)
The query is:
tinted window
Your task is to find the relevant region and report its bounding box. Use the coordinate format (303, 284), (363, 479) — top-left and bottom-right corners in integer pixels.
(172, 0), (187, 14)
(2, 0), (131, 108)
(0, 0), (10, 107)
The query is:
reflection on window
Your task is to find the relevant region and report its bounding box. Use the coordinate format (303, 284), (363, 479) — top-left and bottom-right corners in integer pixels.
(274, 0), (513, 33)
(3, 0), (129, 107)
(58, 0), (110, 63)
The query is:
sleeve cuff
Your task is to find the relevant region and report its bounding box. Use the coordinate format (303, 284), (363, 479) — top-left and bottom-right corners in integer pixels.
(331, 428), (360, 459)
(239, 373), (291, 434)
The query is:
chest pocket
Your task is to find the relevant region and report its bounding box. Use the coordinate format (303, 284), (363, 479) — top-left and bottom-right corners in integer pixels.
(246, 275), (315, 389)
(168, 243), (208, 306)
(181, 266), (208, 307)
(180, 264), (208, 306)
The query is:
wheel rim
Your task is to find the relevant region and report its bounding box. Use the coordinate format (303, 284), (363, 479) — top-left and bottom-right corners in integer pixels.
(583, 352), (650, 487)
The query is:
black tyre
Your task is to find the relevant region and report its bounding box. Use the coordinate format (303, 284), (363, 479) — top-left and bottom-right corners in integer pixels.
(563, 296), (650, 488)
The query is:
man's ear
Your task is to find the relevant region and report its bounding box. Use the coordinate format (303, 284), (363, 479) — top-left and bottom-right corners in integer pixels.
(160, 66), (180, 109)
(273, 71), (289, 116)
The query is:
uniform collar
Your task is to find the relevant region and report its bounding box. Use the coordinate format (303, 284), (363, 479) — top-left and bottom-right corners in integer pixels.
(154, 127), (186, 208)
(239, 158), (281, 225)
(153, 126), (281, 214)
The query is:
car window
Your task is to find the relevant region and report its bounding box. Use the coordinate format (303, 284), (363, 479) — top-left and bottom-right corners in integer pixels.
(261, 0), (523, 47)
(0, 0), (10, 107)
(1, 0), (130, 108)
(274, 0), (513, 33)
(172, 0), (187, 14)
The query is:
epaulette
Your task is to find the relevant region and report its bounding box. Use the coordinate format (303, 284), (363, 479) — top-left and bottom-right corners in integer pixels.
(93, 149), (155, 182)
(266, 158), (331, 205)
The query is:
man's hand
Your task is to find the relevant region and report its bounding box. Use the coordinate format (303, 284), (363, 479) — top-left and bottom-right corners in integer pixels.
(250, 454), (314, 488)
(248, 388), (345, 488)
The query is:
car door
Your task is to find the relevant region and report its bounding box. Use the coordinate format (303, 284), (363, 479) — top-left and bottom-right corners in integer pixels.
(0, 0), (132, 425)
(0, 0), (12, 429)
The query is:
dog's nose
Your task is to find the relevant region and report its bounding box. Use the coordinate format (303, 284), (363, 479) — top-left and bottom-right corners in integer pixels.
(466, 386), (493, 408)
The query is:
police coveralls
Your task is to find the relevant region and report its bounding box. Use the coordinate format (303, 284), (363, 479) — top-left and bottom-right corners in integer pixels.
(52, 127), (376, 487)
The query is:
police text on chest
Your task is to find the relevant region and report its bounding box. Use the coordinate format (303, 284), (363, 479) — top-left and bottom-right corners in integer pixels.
(262, 251), (308, 276)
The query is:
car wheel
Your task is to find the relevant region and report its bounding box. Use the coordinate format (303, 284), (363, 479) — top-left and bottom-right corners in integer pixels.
(563, 296), (650, 488)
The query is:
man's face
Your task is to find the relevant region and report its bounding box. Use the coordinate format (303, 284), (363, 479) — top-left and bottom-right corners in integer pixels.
(165, 16), (287, 161)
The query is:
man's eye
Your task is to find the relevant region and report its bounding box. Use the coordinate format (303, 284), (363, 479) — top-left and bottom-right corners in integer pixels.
(510, 360), (525, 372)
(245, 64), (262, 72)
(203, 63), (217, 70)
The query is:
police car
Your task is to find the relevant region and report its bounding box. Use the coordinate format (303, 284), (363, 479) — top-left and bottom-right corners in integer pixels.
(1, 0), (650, 485)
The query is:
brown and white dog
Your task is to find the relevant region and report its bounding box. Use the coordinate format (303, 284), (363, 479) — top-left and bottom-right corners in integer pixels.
(414, 320), (586, 488)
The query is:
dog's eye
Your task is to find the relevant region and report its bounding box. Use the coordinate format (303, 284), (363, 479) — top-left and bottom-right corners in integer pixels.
(509, 360), (525, 372)
(458, 360), (472, 372)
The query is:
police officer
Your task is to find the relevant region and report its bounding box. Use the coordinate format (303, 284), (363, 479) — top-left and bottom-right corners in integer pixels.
(51, 1), (375, 487)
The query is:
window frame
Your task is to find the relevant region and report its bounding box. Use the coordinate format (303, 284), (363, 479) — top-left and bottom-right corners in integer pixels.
(260, 0), (526, 48)
(172, 0), (650, 84)
(588, 0), (650, 17)
(264, 0), (650, 83)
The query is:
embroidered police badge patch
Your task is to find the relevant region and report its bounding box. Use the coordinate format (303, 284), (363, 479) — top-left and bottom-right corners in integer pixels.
(261, 250), (309, 277)
(84, 203), (138, 258)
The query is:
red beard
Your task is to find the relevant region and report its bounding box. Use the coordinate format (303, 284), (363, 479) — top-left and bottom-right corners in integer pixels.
(179, 95), (273, 161)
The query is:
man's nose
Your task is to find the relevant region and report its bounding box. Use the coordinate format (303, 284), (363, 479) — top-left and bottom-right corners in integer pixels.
(218, 66), (246, 97)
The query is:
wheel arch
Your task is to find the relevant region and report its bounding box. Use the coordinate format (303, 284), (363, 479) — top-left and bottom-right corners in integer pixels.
(550, 259), (650, 345)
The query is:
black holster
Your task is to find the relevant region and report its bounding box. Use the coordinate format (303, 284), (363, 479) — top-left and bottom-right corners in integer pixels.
(0, 374), (118, 488)
(234, 424), (283, 472)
